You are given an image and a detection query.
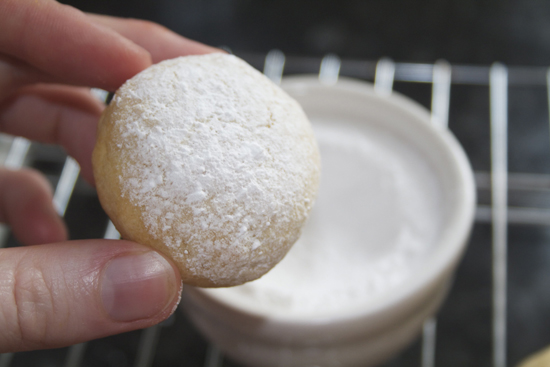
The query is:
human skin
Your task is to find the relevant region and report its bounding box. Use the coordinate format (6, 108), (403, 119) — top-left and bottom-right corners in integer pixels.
(0, 0), (219, 352)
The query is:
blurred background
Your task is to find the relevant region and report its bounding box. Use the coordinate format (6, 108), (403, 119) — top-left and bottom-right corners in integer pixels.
(3, 1), (550, 366)
(62, 0), (550, 66)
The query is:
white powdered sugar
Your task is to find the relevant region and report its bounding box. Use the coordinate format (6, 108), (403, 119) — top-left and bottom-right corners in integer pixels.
(207, 122), (442, 315)
(106, 54), (319, 285)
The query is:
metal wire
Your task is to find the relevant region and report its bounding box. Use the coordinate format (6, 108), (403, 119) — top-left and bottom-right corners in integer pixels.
(418, 57), (454, 367)
(374, 57), (396, 96)
(3, 138), (30, 169)
(0, 353), (13, 367)
(431, 60), (452, 129)
(319, 53), (341, 85)
(53, 157), (81, 216)
(63, 343), (87, 367)
(240, 52), (550, 86)
(134, 325), (162, 367)
(204, 344), (223, 367)
(263, 49), (285, 85)
(489, 62), (509, 367)
(104, 220), (121, 240)
(421, 318), (438, 367)
(477, 205), (550, 226)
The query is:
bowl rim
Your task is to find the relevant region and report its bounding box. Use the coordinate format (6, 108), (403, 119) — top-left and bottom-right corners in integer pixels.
(191, 75), (477, 326)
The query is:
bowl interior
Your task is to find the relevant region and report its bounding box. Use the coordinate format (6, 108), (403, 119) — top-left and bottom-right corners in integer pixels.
(199, 76), (476, 324)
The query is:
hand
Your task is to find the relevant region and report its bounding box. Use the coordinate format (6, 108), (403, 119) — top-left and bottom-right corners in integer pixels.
(0, 0), (218, 353)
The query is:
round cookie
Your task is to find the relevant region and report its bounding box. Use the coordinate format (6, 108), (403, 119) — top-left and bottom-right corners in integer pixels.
(92, 53), (320, 287)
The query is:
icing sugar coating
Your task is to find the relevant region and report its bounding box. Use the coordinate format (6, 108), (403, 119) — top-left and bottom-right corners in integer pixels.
(92, 54), (320, 287)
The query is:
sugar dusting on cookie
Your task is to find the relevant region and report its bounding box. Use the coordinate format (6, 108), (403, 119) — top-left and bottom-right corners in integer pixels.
(98, 54), (320, 286)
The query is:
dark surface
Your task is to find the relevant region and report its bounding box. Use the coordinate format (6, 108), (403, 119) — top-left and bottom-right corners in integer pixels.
(5, 1), (550, 366)
(60, 0), (550, 66)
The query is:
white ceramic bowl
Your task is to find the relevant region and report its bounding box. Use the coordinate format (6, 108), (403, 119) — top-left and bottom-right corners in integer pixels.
(180, 76), (476, 367)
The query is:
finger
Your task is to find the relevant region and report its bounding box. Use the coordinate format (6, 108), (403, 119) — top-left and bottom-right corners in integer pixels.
(87, 14), (222, 63)
(0, 84), (103, 183)
(0, 240), (182, 352)
(0, 168), (67, 245)
(0, 0), (152, 92)
(0, 55), (55, 101)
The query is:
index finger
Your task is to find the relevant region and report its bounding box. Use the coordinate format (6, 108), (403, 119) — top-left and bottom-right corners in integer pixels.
(87, 14), (221, 64)
(0, 0), (152, 92)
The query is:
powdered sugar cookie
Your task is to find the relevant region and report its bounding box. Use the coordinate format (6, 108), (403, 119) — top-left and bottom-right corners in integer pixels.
(92, 54), (320, 287)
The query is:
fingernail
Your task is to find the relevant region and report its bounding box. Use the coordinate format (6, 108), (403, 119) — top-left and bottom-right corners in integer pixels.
(101, 251), (178, 322)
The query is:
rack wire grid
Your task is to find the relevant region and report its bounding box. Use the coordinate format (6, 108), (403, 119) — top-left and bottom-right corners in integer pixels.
(1, 51), (550, 367)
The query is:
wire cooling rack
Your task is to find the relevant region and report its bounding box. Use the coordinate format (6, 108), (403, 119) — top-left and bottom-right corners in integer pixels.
(1, 51), (550, 367)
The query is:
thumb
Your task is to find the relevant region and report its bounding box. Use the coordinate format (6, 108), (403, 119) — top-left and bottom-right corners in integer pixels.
(0, 240), (181, 352)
